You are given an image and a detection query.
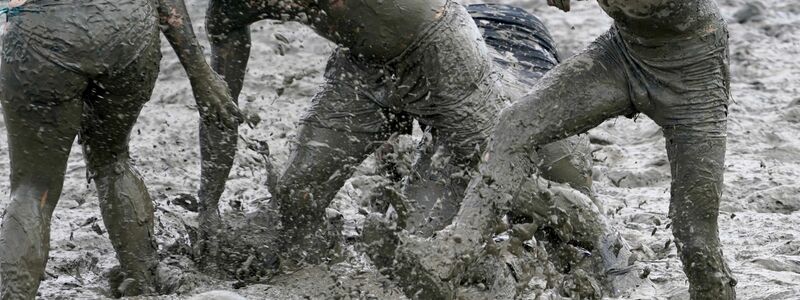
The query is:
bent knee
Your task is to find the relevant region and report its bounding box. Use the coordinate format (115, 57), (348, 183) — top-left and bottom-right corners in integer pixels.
(86, 157), (140, 183)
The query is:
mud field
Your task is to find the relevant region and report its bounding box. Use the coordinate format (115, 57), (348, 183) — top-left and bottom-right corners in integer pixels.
(1, 0), (799, 299)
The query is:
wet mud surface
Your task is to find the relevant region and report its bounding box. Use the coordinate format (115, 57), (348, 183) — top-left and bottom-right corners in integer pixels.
(1, 0), (800, 299)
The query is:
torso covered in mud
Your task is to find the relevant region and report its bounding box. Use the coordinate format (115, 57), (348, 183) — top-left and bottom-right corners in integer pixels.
(305, 0), (448, 62)
(598, 0), (724, 40)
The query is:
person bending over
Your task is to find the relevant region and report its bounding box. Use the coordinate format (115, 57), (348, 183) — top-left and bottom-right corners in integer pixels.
(202, 0), (594, 274)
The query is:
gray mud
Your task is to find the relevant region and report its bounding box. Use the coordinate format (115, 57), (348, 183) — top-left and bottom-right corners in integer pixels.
(1, 0), (800, 299)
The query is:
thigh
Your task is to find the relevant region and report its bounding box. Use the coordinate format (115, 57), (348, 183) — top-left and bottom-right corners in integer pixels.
(80, 38), (161, 169)
(1, 47), (88, 189)
(401, 127), (470, 236)
(279, 62), (393, 211)
(465, 30), (638, 223)
(300, 49), (390, 135)
(489, 30), (637, 157)
(405, 4), (497, 162)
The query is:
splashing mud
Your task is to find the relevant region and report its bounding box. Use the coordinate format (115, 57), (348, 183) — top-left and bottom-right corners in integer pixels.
(1, 0), (799, 299)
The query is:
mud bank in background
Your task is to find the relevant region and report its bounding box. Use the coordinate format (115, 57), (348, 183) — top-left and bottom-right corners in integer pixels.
(1, 0), (799, 299)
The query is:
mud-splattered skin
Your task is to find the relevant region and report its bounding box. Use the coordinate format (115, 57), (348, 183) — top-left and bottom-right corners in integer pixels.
(0, 0), (238, 298)
(201, 0), (453, 274)
(203, 0), (597, 279)
(403, 0), (736, 299)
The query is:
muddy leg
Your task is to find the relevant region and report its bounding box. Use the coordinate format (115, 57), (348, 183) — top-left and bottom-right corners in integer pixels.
(511, 176), (647, 297)
(401, 128), (470, 238)
(391, 33), (636, 298)
(276, 123), (384, 268)
(0, 57), (87, 299)
(202, 9), (251, 210)
(81, 43), (161, 297)
(453, 31), (636, 246)
(199, 5), (257, 271)
(665, 129), (735, 299)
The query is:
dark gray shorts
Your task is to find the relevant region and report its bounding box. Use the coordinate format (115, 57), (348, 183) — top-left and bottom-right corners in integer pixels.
(2, 0), (158, 77)
(604, 24), (730, 141)
(301, 2), (592, 173)
(301, 0), (497, 160)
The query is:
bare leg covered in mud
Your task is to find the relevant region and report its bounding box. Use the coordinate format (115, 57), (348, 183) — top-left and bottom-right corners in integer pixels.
(380, 39), (634, 298)
(0, 49), (90, 300)
(359, 4), (632, 299)
(204, 1), (597, 287)
(82, 42), (163, 297)
(391, 1), (736, 299)
(202, 0), (456, 265)
(0, 0), (237, 297)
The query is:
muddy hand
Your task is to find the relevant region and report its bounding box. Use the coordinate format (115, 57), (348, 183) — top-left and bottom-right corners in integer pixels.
(194, 70), (243, 130)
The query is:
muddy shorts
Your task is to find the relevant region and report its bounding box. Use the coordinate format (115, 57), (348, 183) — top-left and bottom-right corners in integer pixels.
(603, 24), (730, 141)
(2, 0), (158, 77)
(301, 0), (497, 161)
(303, 1), (590, 173)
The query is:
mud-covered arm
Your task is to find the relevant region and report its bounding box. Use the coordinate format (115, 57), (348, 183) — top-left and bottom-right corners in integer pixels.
(156, 0), (242, 129)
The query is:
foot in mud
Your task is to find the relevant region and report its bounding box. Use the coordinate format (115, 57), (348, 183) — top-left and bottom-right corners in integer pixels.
(595, 233), (656, 297)
(381, 227), (483, 299)
(107, 265), (156, 298)
(514, 178), (655, 297)
(108, 261), (203, 297)
(186, 206), (282, 281)
(193, 209), (223, 275)
(277, 208), (346, 273)
(457, 224), (553, 299)
(536, 216), (654, 297)
(362, 213), (401, 273)
(364, 217), (563, 299)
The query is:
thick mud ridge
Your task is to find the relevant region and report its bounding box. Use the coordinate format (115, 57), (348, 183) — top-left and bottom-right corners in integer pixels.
(1, 0), (799, 299)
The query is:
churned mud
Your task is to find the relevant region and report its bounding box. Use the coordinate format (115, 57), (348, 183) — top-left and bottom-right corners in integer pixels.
(1, 0), (799, 299)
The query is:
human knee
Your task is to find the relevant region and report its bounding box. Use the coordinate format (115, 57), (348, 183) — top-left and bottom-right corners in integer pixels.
(86, 152), (135, 180)
(5, 182), (58, 218)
